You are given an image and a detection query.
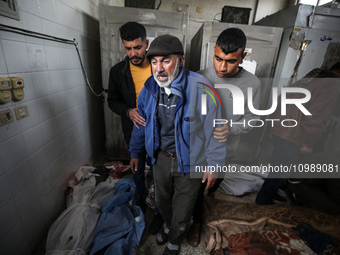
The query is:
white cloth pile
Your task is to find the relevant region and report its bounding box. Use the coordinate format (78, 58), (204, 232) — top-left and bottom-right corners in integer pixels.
(218, 164), (268, 196)
(46, 165), (119, 255)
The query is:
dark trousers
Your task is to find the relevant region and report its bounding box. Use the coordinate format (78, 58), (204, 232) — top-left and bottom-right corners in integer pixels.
(192, 177), (224, 223)
(153, 152), (202, 245)
(192, 157), (232, 224)
(255, 135), (301, 204)
(287, 153), (340, 215)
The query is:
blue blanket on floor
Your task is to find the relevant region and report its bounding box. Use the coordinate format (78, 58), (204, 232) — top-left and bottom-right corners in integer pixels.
(90, 176), (145, 255)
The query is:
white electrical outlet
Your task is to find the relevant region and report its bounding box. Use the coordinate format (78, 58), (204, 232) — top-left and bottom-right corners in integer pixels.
(14, 105), (29, 119)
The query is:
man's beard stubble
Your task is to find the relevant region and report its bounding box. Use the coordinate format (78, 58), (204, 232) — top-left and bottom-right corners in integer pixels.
(153, 56), (180, 88)
(130, 54), (145, 66)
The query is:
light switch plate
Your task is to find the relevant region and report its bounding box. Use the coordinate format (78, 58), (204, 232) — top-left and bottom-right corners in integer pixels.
(196, 6), (203, 13)
(0, 109), (14, 125)
(14, 105), (29, 119)
(172, 3), (188, 12)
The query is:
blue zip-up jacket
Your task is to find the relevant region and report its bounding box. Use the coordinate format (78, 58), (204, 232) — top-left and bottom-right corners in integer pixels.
(129, 67), (226, 173)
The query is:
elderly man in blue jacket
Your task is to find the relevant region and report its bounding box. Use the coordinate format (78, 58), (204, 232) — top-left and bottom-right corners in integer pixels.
(129, 34), (226, 255)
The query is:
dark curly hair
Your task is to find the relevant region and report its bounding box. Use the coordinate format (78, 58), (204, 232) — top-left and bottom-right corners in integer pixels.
(119, 22), (146, 42)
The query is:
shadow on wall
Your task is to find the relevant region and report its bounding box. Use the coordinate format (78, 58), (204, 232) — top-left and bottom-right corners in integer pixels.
(81, 11), (106, 162)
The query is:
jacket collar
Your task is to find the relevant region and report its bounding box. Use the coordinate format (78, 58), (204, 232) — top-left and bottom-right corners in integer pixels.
(121, 56), (130, 75)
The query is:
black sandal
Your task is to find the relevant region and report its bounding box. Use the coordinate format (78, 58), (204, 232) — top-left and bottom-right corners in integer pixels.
(162, 246), (179, 255)
(156, 227), (169, 245)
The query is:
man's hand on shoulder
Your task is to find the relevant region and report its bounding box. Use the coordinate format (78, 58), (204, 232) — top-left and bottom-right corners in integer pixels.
(213, 124), (229, 143)
(129, 108), (146, 129)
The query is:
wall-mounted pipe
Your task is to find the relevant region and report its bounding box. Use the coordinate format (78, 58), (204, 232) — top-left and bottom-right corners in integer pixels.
(252, 0), (260, 24)
(0, 24), (104, 99)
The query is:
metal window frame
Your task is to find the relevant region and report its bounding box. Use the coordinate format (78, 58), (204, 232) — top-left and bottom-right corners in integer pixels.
(0, 0), (20, 20)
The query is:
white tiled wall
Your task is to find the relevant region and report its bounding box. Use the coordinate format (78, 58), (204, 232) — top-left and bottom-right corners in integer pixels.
(0, 0), (112, 254)
(0, 0), (288, 253)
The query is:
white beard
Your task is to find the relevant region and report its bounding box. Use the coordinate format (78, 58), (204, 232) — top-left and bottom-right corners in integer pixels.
(153, 56), (180, 88)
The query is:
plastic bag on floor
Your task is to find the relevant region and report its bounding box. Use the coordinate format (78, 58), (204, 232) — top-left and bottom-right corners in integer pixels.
(90, 176), (145, 255)
(46, 166), (119, 255)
